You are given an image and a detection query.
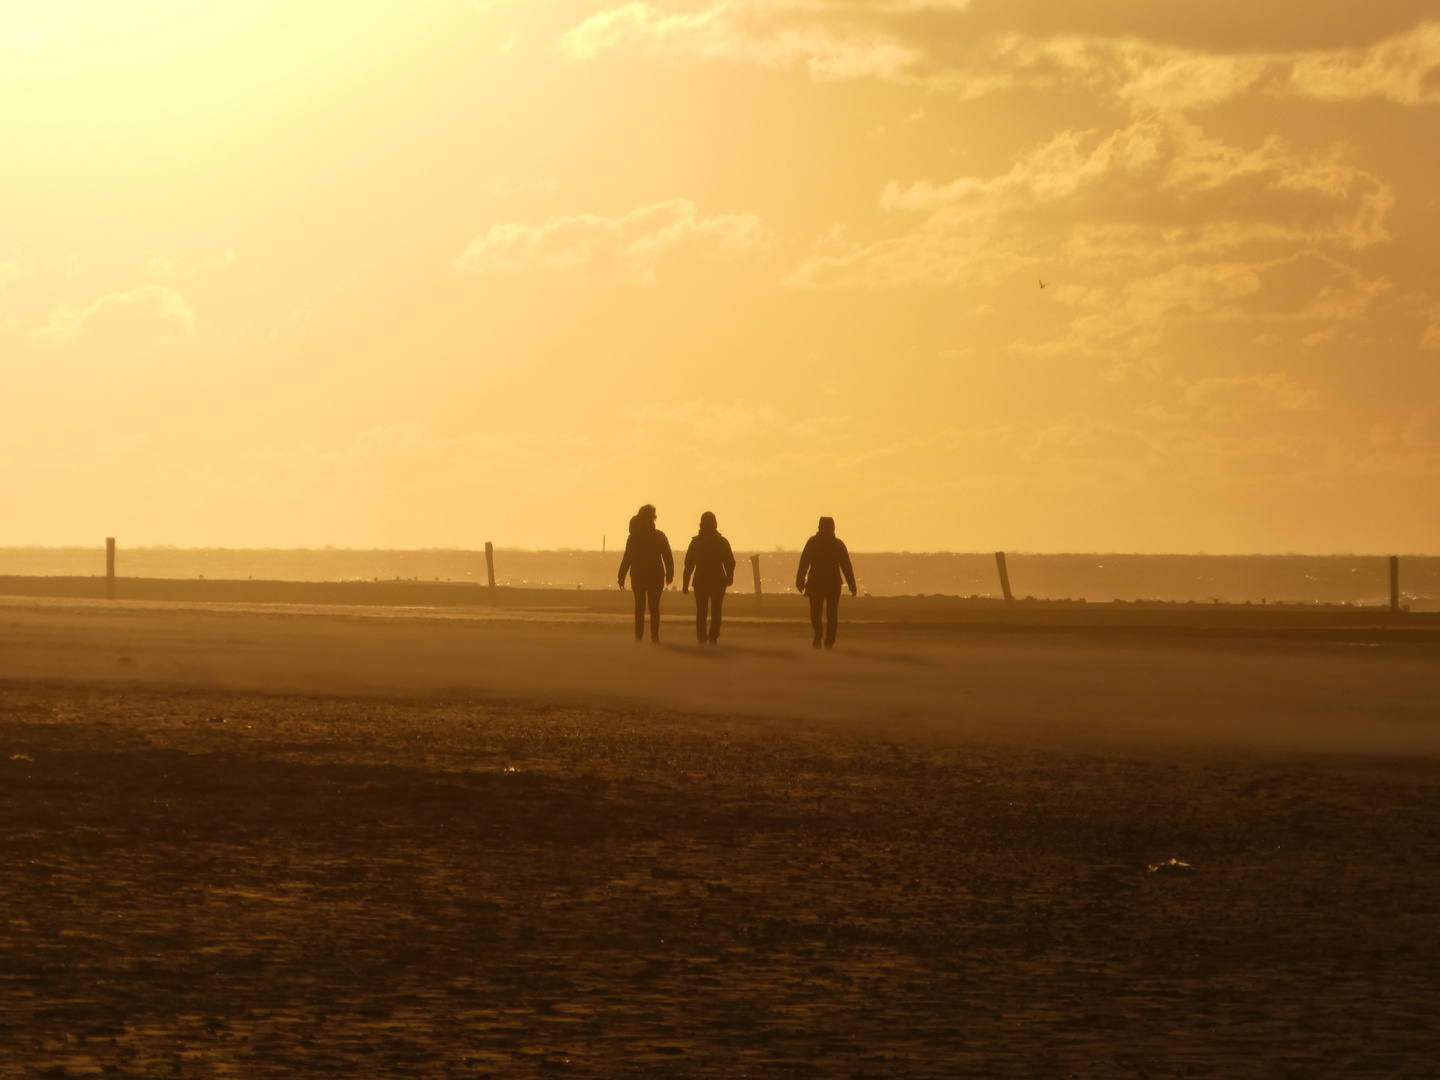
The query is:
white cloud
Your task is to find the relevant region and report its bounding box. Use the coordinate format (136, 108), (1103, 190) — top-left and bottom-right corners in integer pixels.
(994, 24), (1440, 112)
(27, 285), (198, 350)
(782, 113), (1396, 380)
(559, 1), (919, 82)
(1419, 302), (1440, 350)
(559, 5), (1440, 111)
(1289, 22), (1440, 106)
(453, 199), (762, 283)
(787, 114), (1392, 291)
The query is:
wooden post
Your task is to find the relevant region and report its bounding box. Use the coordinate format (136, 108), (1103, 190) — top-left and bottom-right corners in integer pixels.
(1390, 555), (1400, 612)
(485, 542), (496, 590)
(751, 553), (763, 609)
(995, 551), (1013, 603)
(105, 537), (115, 600)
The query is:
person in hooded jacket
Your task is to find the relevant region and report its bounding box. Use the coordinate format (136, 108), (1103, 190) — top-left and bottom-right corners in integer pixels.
(617, 504), (674, 642)
(682, 511), (736, 645)
(795, 516), (857, 649)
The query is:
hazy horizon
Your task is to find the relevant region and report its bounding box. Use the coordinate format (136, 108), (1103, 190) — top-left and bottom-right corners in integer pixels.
(3, 542), (1438, 557)
(6, 545), (1436, 607)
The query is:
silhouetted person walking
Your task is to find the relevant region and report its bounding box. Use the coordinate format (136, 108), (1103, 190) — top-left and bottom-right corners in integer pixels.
(795, 516), (856, 649)
(617, 504), (673, 642)
(682, 511), (736, 645)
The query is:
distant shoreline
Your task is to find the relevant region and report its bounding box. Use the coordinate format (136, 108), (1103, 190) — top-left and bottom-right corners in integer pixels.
(1, 548), (1436, 609)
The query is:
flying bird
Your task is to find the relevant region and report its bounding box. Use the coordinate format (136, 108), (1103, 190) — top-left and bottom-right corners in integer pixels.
(1038, 279), (1047, 289)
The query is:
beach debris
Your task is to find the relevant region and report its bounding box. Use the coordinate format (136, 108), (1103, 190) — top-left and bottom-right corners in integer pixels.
(10, 754), (33, 762)
(1148, 858), (1193, 873)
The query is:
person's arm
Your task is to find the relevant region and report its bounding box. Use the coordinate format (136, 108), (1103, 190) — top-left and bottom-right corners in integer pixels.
(839, 540), (857, 595)
(617, 537), (632, 588)
(721, 539), (736, 588)
(682, 538), (697, 593)
(660, 532), (675, 585)
(795, 538), (813, 593)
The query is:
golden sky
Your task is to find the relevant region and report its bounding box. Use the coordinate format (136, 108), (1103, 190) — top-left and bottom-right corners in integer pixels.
(2, 0), (1438, 552)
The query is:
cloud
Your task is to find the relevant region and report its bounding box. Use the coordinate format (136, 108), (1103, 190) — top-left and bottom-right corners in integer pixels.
(1038, 253), (1389, 371)
(1421, 304), (1440, 350)
(1288, 22), (1440, 105)
(1029, 262), (1266, 367)
(974, 25), (1440, 112)
(782, 113), (1396, 380)
(559, 4), (1440, 111)
(452, 199), (762, 283)
(27, 285), (198, 350)
(1180, 372), (1322, 421)
(559, 1), (920, 81)
(787, 113), (1392, 291)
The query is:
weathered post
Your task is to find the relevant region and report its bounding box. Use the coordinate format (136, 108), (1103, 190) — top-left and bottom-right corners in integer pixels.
(485, 542), (496, 590)
(995, 551), (1013, 603)
(1390, 555), (1400, 613)
(105, 537), (115, 600)
(751, 553), (763, 609)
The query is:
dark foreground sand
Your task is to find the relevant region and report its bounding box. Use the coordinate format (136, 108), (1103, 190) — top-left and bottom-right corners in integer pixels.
(2, 598), (1438, 1077)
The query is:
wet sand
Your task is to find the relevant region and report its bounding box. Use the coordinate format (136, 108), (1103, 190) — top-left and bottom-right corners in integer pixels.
(2, 597), (1438, 1076)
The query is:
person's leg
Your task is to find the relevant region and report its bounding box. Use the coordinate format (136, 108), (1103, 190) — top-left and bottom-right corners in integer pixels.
(824, 591), (839, 648)
(648, 585), (662, 642)
(808, 593), (824, 647)
(709, 589), (724, 643)
(633, 586), (646, 641)
(694, 589), (708, 643)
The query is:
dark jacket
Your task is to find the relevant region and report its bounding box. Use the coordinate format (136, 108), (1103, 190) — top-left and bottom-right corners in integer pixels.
(618, 516), (674, 588)
(683, 528), (736, 593)
(796, 531), (856, 596)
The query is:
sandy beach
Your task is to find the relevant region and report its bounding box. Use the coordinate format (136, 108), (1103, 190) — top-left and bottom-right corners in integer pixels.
(2, 597), (1438, 1077)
